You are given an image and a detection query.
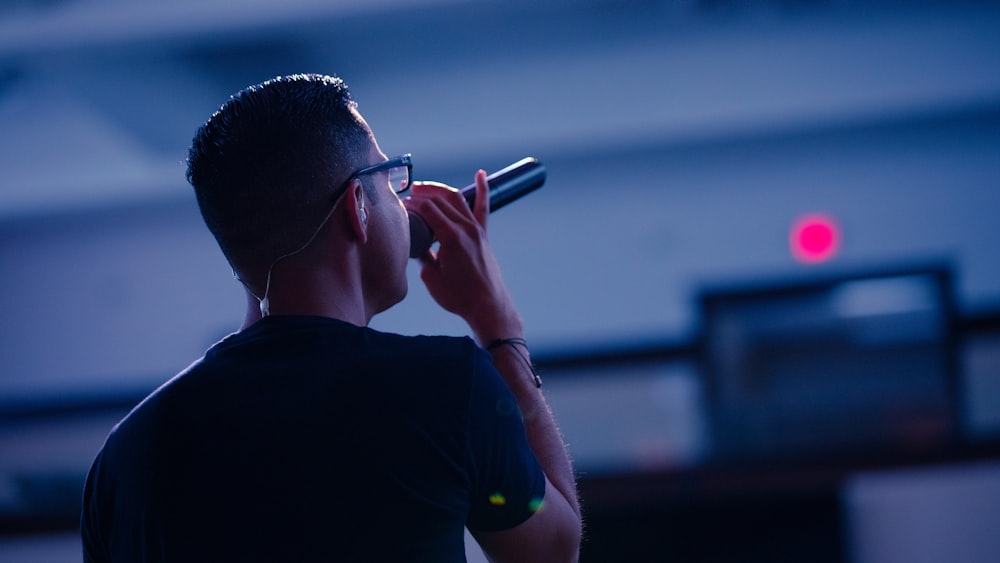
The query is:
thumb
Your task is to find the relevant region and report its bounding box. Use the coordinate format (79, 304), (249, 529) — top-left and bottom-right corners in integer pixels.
(473, 169), (489, 228)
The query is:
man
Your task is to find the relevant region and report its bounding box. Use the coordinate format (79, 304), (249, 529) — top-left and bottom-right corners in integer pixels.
(81, 73), (581, 562)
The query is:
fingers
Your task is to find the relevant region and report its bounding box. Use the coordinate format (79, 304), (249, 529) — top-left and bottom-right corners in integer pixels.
(408, 182), (468, 225)
(409, 171), (489, 227)
(407, 191), (471, 239)
(408, 198), (474, 253)
(405, 170), (492, 249)
(473, 169), (489, 228)
(410, 180), (456, 194)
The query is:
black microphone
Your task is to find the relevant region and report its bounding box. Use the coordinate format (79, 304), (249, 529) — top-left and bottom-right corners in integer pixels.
(408, 157), (546, 258)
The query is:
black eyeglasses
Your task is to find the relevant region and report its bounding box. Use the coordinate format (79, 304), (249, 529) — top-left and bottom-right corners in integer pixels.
(347, 153), (412, 194)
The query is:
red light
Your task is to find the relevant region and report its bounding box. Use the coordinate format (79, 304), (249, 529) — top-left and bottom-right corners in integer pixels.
(791, 213), (839, 264)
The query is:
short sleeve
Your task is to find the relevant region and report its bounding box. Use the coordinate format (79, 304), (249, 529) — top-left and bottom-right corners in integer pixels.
(81, 450), (109, 563)
(465, 346), (546, 531)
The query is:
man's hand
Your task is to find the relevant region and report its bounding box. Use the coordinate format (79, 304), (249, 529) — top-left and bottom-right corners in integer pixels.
(405, 170), (523, 345)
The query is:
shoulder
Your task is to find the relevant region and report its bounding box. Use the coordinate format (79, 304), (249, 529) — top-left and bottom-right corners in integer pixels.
(363, 328), (485, 368)
(99, 357), (201, 452)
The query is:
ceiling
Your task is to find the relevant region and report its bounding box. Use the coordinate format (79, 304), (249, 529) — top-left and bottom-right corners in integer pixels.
(3, 0), (998, 219)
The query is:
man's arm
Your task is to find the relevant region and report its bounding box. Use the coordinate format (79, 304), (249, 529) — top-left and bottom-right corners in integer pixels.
(406, 171), (582, 562)
(471, 336), (581, 562)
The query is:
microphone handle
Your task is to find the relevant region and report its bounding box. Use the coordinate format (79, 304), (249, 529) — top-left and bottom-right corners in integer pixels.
(408, 157), (546, 258)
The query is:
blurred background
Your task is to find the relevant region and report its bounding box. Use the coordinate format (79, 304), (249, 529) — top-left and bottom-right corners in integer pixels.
(2, 0), (1000, 561)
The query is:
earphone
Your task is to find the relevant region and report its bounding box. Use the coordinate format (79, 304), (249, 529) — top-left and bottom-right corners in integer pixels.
(358, 189), (367, 224)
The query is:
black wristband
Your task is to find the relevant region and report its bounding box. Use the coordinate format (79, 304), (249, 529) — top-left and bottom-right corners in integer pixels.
(485, 338), (542, 388)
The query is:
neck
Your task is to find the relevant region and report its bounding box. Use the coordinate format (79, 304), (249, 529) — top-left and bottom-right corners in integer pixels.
(239, 291), (263, 330)
(238, 250), (370, 331)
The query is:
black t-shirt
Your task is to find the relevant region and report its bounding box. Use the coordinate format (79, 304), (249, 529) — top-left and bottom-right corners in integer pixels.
(81, 316), (544, 562)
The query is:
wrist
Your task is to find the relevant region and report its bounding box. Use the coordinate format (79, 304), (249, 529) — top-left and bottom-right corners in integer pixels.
(471, 316), (524, 348)
(485, 337), (542, 389)
(467, 297), (523, 345)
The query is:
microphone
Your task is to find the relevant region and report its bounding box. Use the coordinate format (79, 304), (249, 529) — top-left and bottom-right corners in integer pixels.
(408, 157), (546, 258)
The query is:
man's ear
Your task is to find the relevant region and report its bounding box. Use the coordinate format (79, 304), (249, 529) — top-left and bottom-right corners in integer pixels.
(345, 178), (368, 244)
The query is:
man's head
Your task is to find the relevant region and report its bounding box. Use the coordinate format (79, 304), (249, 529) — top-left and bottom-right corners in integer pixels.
(186, 74), (376, 286)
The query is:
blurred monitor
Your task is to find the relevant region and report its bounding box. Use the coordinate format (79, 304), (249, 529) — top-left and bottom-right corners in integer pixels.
(699, 264), (957, 460)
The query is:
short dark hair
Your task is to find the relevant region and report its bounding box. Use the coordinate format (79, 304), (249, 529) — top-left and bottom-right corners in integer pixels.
(186, 74), (372, 278)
